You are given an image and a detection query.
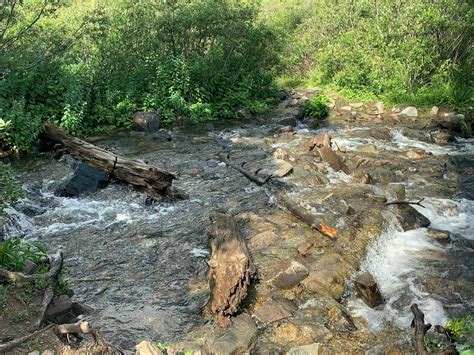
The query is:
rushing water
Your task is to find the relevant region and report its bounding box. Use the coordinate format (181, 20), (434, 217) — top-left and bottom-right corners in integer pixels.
(2, 110), (473, 351)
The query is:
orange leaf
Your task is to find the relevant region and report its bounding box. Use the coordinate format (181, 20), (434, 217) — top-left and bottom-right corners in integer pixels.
(319, 223), (337, 238)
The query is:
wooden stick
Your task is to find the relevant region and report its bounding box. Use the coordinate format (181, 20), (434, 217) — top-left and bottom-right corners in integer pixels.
(386, 198), (425, 208)
(218, 153), (271, 186)
(35, 251), (64, 329)
(55, 321), (91, 335)
(279, 194), (337, 238)
(410, 304), (430, 355)
(0, 325), (54, 353)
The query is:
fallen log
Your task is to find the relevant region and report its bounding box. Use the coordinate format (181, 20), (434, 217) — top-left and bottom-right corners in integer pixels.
(43, 124), (176, 199)
(208, 213), (256, 327)
(411, 304), (430, 355)
(279, 194), (337, 238)
(55, 321), (91, 335)
(218, 153), (271, 186)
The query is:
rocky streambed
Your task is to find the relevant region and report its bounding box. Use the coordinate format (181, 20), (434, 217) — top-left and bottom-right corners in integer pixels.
(3, 90), (473, 353)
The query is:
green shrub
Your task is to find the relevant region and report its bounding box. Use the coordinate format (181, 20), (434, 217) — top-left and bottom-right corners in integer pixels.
(447, 315), (474, 341)
(0, 239), (47, 273)
(303, 94), (330, 119)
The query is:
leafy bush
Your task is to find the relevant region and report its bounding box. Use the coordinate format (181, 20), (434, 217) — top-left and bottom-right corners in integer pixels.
(447, 315), (474, 341)
(303, 94), (330, 119)
(0, 162), (25, 214)
(0, 239), (47, 273)
(264, 0), (473, 108)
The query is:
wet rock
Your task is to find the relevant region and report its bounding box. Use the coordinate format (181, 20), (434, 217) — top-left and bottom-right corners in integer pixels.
(288, 343), (322, 355)
(431, 130), (453, 144)
(395, 204), (430, 231)
(375, 101), (384, 114)
(253, 297), (297, 325)
(135, 341), (160, 355)
(429, 106), (439, 117)
(303, 253), (348, 300)
(273, 147), (293, 161)
(277, 125), (294, 134)
(351, 171), (374, 184)
(248, 231), (279, 251)
(150, 132), (172, 141)
(205, 314), (257, 354)
(358, 145), (380, 154)
(297, 242), (313, 256)
(366, 194), (387, 203)
(237, 109), (252, 120)
(274, 161), (294, 178)
(308, 133), (331, 150)
(316, 147), (349, 173)
(407, 149), (427, 160)
(56, 162), (109, 197)
(133, 111), (160, 132)
(400, 106), (418, 117)
(269, 260), (309, 289)
(388, 183), (406, 200)
(45, 295), (73, 319)
(354, 272), (384, 308)
(279, 117), (298, 127)
(433, 114), (464, 130)
(305, 117), (320, 129)
(426, 229), (451, 244)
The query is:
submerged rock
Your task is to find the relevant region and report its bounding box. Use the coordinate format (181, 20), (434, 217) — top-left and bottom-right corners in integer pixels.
(354, 272), (384, 308)
(56, 162), (109, 197)
(426, 229), (451, 244)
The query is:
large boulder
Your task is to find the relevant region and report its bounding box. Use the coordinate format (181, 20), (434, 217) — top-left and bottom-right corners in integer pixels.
(133, 111), (161, 132)
(57, 162), (109, 197)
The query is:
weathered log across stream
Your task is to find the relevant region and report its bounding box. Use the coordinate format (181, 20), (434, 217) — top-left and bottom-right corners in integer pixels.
(43, 124), (176, 199)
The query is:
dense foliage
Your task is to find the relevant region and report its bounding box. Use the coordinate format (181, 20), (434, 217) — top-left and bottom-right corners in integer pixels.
(1, 0), (472, 152)
(0, 0), (277, 151)
(0, 239), (46, 272)
(0, 162), (24, 213)
(262, 0), (473, 107)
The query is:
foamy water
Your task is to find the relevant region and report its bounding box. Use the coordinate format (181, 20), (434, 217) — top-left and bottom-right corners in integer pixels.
(349, 198), (474, 330)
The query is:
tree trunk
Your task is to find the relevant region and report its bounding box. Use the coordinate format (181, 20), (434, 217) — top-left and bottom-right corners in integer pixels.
(43, 124), (176, 199)
(208, 213), (256, 327)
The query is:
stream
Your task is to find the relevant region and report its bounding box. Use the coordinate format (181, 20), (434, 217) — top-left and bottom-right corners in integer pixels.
(3, 92), (473, 353)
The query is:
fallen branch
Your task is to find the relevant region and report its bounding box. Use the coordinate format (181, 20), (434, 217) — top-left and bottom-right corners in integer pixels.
(386, 198), (425, 208)
(43, 124), (176, 199)
(218, 153), (271, 186)
(55, 321), (92, 335)
(279, 194), (337, 238)
(0, 325), (54, 353)
(0, 250), (63, 284)
(35, 251), (64, 329)
(411, 304), (430, 355)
